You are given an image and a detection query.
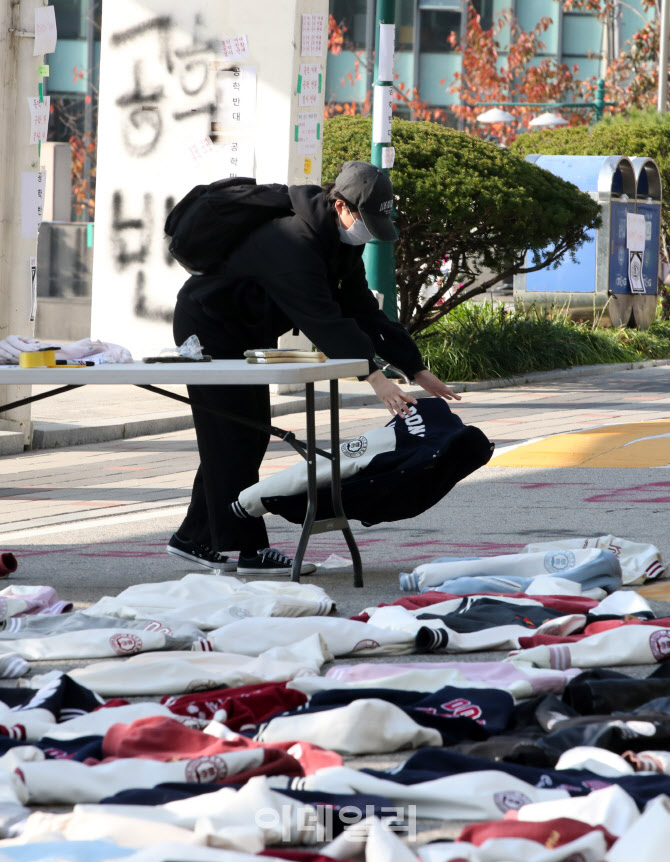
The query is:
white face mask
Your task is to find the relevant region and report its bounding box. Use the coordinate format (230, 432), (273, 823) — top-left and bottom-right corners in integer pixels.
(338, 207), (373, 245)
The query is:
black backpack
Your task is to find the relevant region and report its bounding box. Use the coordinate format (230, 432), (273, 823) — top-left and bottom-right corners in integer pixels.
(164, 177), (293, 275)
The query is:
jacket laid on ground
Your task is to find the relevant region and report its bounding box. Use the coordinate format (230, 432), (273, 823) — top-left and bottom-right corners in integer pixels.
(185, 183), (426, 378)
(231, 398), (494, 527)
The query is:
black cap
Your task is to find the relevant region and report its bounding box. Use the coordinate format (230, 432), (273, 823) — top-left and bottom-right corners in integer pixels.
(334, 161), (397, 242)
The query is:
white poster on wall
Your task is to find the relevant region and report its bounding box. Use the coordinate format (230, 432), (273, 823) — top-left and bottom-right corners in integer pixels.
(295, 111), (320, 154)
(34, 6), (57, 55)
(298, 64), (322, 108)
(300, 13), (325, 56)
(220, 34), (250, 60)
(21, 171), (46, 239)
(27, 96), (50, 145)
(188, 136), (255, 181)
(215, 67), (257, 128)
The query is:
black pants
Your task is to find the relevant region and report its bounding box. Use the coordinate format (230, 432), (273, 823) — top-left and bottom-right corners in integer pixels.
(173, 291), (274, 553)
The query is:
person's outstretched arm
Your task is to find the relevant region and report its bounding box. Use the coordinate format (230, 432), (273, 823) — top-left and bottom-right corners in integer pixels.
(367, 368), (461, 418)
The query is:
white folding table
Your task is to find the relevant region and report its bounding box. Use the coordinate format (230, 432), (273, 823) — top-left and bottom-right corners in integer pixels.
(0, 358), (369, 586)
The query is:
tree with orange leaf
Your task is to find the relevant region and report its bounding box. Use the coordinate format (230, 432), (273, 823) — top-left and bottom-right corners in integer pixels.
(325, 13), (446, 122)
(448, 5), (586, 146)
(558, 1), (660, 112)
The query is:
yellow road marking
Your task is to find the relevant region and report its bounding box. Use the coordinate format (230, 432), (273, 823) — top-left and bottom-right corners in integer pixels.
(489, 420), (670, 468)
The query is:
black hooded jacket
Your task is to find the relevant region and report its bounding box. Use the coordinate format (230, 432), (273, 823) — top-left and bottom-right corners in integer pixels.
(183, 184), (426, 378)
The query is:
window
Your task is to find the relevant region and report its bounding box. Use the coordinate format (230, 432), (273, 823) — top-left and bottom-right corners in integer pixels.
(330, 0), (369, 51)
(52, 0), (84, 39)
(472, 0), (493, 31)
(396, 0), (415, 51)
(51, 0), (101, 40)
(420, 10), (461, 52)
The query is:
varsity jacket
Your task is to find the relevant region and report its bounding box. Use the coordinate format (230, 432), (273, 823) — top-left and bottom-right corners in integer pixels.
(232, 398), (494, 526)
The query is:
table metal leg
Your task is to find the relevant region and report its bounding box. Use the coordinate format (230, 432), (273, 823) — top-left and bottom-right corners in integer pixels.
(0, 377), (364, 586)
(292, 382), (317, 582)
(328, 380), (363, 588)
(0, 384), (84, 415)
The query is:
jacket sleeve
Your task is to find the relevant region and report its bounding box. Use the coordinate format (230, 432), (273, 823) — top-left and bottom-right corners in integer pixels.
(338, 256), (426, 378)
(257, 263), (381, 377)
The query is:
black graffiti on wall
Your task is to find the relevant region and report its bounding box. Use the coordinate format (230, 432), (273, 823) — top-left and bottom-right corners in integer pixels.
(111, 14), (217, 158)
(109, 13), (218, 320)
(134, 271), (174, 323)
(110, 191), (174, 323)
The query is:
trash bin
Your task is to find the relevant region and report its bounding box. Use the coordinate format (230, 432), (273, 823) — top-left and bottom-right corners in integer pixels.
(514, 155), (637, 326)
(629, 157), (662, 330)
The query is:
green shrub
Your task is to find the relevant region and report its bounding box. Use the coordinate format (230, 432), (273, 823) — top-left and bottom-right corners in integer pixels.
(323, 116), (601, 335)
(418, 302), (670, 381)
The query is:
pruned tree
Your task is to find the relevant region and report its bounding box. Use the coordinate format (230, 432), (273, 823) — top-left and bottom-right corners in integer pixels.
(323, 115), (602, 336)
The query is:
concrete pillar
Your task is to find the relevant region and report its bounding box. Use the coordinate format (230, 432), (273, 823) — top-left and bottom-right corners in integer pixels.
(0, 0), (47, 444)
(41, 142), (72, 221)
(91, 0), (329, 360)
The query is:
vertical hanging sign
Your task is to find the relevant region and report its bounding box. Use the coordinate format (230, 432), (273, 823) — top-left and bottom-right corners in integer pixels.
(378, 23), (395, 81)
(372, 85), (393, 143)
(21, 171), (46, 239)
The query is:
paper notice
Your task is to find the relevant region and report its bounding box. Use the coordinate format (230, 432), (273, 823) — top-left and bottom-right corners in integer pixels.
(298, 63), (322, 108)
(626, 212), (646, 252)
(628, 251), (645, 293)
(295, 112), (320, 154)
(215, 67), (257, 129)
(191, 137), (255, 183)
(34, 6), (57, 55)
(187, 136), (214, 162)
(214, 138), (254, 179)
(21, 171), (46, 239)
(301, 14), (325, 57)
(28, 96), (50, 145)
(382, 147), (396, 169)
(29, 257), (37, 322)
(378, 23), (395, 81)
(220, 34), (250, 61)
(372, 85), (393, 144)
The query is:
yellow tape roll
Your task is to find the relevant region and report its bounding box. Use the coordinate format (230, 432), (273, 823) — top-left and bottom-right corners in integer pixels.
(19, 349), (56, 368)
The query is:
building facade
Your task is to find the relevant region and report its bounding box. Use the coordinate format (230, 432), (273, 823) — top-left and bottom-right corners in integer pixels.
(327, 0), (655, 117)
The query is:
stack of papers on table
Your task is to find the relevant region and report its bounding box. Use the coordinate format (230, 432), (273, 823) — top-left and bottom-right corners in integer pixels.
(244, 349), (326, 364)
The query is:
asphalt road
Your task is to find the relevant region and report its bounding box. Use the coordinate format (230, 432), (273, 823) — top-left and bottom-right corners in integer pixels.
(1, 364), (670, 614)
(2, 363), (670, 847)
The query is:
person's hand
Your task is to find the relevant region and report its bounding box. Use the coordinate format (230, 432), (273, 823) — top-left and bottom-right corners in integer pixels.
(367, 369), (419, 418)
(413, 369), (462, 401)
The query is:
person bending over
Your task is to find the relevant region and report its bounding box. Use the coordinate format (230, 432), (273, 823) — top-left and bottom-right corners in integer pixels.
(168, 161), (460, 575)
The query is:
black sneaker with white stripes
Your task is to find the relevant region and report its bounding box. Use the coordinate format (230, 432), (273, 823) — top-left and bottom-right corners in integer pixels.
(166, 533), (237, 572)
(237, 547), (317, 576)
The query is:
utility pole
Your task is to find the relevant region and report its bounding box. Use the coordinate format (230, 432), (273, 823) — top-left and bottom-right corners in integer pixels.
(659, 0), (670, 113)
(0, 0), (45, 443)
(363, 0), (398, 321)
